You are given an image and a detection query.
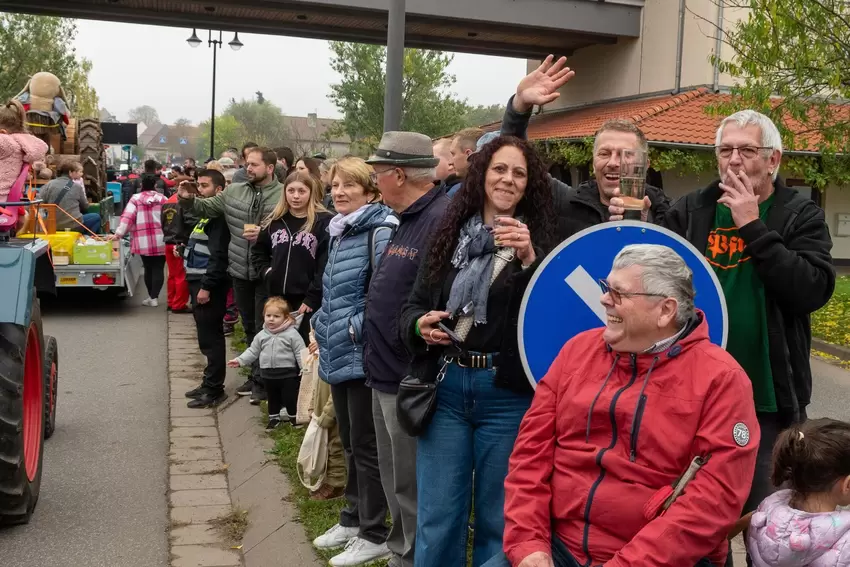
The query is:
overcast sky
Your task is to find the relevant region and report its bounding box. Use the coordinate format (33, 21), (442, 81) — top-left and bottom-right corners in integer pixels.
(71, 20), (527, 126)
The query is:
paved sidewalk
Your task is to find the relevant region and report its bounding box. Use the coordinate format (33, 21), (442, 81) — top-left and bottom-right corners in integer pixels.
(167, 312), (322, 567)
(168, 313), (243, 567)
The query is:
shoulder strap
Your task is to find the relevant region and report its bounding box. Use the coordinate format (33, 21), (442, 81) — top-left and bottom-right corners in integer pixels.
(53, 179), (75, 206)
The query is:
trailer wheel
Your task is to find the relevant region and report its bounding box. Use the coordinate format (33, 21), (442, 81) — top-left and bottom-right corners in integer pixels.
(0, 298), (45, 525)
(43, 335), (58, 440)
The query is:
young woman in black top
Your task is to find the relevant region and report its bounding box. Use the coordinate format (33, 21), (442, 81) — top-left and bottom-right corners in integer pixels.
(399, 136), (557, 567)
(253, 171), (332, 341)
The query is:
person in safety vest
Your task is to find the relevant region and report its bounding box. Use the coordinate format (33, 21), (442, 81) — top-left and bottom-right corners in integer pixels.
(181, 169), (232, 409)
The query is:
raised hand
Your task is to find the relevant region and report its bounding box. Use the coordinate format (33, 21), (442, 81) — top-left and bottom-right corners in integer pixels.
(513, 55), (576, 113)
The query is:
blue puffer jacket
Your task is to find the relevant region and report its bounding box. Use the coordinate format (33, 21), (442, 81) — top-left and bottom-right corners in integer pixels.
(313, 203), (398, 385)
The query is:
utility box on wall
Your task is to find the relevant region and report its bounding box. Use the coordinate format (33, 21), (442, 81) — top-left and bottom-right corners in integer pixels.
(837, 213), (850, 236)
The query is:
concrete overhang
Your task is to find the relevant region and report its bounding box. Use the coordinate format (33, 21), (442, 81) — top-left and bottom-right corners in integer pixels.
(0, 0), (643, 59)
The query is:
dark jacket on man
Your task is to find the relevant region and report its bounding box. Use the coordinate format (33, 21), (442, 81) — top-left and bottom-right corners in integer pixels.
(364, 186), (449, 393)
(184, 215), (231, 292)
(251, 212), (333, 312)
(499, 95), (671, 242)
(659, 180), (835, 426)
(441, 173), (463, 198)
(163, 196), (199, 246)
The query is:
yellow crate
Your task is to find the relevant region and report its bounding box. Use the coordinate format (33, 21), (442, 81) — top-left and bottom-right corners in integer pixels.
(18, 231), (82, 260)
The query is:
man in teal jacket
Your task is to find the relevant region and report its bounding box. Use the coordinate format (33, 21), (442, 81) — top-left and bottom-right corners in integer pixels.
(178, 147), (283, 403)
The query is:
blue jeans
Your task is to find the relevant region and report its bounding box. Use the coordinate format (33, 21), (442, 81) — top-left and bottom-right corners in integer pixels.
(481, 536), (717, 567)
(415, 362), (532, 567)
(74, 213), (101, 234)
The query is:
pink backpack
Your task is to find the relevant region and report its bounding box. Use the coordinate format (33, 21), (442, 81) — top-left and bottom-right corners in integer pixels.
(0, 164), (30, 230)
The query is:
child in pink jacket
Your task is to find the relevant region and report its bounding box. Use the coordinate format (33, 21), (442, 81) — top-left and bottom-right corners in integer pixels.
(748, 418), (850, 567)
(0, 99), (48, 230)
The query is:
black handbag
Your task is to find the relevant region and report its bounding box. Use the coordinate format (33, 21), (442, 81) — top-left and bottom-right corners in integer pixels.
(396, 358), (447, 437)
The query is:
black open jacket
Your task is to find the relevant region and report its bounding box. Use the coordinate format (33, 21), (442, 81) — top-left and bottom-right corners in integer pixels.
(658, 179), (835, 426)
(399, 243), (545, 395)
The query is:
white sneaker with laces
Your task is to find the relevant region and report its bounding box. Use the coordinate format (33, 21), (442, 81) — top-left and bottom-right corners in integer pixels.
(313, 524), (359, 550)
(149, 298), (158, 307)
(329, 537), (391, 567)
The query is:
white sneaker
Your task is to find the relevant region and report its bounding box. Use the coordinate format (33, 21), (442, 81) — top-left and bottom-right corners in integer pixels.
(329, 537), (391, 567)
(149, 298), (158, 307)
(142, 298), (158, 307)
(313, 524), (359, 550)
(142, 298), (152, 306)
(279, 409), (296, 422)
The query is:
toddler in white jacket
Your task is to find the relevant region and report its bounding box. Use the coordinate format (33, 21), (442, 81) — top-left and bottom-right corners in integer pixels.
(229, 298), (305, 429)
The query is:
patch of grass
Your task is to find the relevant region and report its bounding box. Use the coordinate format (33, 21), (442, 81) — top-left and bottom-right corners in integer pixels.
(268, 424), (350, 562)
(812, 276), (850, 347)
(210, 508), (249, 546)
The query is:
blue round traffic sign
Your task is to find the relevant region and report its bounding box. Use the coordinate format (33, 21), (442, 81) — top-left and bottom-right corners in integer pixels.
(519, 221), (728, 388)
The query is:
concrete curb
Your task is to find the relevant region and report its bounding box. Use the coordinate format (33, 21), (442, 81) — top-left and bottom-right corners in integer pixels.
(812, 338), (850, 361)
(217, 381), (324, 567)
(167, 313), (244, 567)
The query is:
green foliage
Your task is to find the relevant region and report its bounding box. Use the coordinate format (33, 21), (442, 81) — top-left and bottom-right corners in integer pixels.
(536, 138), (595, 167)
(461, 104), (504, 128)
(328, 42), (471, 148)
(647, 148), (717, 176)
(714, 0), (850, 156)
(812, 276), (850, 347)
(197, 98), (290, 159)
(0, 14), (98, 115)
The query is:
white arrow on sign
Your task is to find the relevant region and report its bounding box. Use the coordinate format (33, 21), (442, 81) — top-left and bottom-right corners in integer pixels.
(565, 266), (607, 324)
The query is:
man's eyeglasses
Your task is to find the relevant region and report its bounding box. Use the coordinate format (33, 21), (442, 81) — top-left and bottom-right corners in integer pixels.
(598, 279), (665, 305)
(369, 168), (397, 183)
(714, 145), (772, 159)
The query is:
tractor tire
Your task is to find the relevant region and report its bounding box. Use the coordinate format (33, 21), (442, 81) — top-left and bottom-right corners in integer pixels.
(43, 336), (58, 440)
(0, 298), (45, 525)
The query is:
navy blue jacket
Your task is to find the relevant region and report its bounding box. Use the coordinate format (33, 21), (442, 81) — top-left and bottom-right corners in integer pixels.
(364, 186), (450, 393)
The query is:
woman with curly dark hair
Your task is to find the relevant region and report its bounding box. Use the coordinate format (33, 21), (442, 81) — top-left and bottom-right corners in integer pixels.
(399, 136), (557, 567)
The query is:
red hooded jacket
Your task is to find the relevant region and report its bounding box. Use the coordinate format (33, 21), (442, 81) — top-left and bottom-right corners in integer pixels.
(503, 314), (759, 567)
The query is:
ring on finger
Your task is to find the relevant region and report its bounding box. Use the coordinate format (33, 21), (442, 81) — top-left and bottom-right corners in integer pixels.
(429, 329), (439, 341)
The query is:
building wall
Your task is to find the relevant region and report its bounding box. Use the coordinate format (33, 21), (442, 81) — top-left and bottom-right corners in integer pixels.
(824, 186), (850, 261)
(660, 170), (716, 200)
(537, 0), (747, 108)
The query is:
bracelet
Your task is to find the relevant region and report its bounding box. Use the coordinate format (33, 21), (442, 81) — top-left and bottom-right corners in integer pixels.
(415, 320), (423, 338)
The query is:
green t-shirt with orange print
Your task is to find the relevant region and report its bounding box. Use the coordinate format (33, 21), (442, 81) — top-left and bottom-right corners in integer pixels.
(706, 196), (777, 413)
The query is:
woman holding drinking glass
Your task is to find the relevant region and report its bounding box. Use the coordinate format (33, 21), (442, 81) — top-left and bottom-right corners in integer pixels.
(399, 136), (557, 567)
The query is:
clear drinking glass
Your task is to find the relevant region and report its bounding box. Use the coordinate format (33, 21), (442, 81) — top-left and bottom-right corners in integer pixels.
(619, 149), (648, 211)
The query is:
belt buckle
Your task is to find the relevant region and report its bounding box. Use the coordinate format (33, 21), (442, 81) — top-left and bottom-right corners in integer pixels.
(456, 356), (470, 368)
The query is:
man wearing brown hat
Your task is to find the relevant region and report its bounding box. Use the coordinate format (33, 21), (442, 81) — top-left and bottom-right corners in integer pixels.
(363, 131), (450, 567)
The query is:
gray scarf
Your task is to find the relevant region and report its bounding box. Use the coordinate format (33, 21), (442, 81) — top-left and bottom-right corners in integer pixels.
(446, 214), (495, 325)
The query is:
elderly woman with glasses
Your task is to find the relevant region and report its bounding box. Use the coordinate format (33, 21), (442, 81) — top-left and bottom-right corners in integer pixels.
(399, 136), (558, 567)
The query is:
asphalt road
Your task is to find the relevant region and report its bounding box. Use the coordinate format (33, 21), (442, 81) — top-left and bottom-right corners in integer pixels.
(0, 285), (169, 567)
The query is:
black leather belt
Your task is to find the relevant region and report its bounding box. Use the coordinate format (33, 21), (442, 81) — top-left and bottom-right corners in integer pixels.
(444, 352), (500, 369)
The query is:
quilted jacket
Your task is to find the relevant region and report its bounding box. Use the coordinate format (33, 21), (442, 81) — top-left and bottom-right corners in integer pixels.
(312, 203), (396, 385)
(180, 178), (282, 280)
(748, 490), (850, 567)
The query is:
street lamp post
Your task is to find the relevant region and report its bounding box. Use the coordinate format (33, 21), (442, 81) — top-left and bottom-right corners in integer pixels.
(187, 29), (244, 159)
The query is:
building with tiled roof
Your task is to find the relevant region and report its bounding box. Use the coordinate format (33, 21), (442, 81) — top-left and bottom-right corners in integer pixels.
(512, 1), (850, 261)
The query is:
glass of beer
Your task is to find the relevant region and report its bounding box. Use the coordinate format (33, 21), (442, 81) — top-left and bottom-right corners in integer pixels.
(619, 149), (648, 211)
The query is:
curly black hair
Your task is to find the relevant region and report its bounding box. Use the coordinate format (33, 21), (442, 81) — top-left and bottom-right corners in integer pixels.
(426, 135), (556, 283)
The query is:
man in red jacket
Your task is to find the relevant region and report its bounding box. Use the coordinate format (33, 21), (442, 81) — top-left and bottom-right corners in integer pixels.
(484, 243), (759, 567)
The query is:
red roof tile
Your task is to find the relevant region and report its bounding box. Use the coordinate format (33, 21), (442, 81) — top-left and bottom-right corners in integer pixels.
(518, 88), (723, 145)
